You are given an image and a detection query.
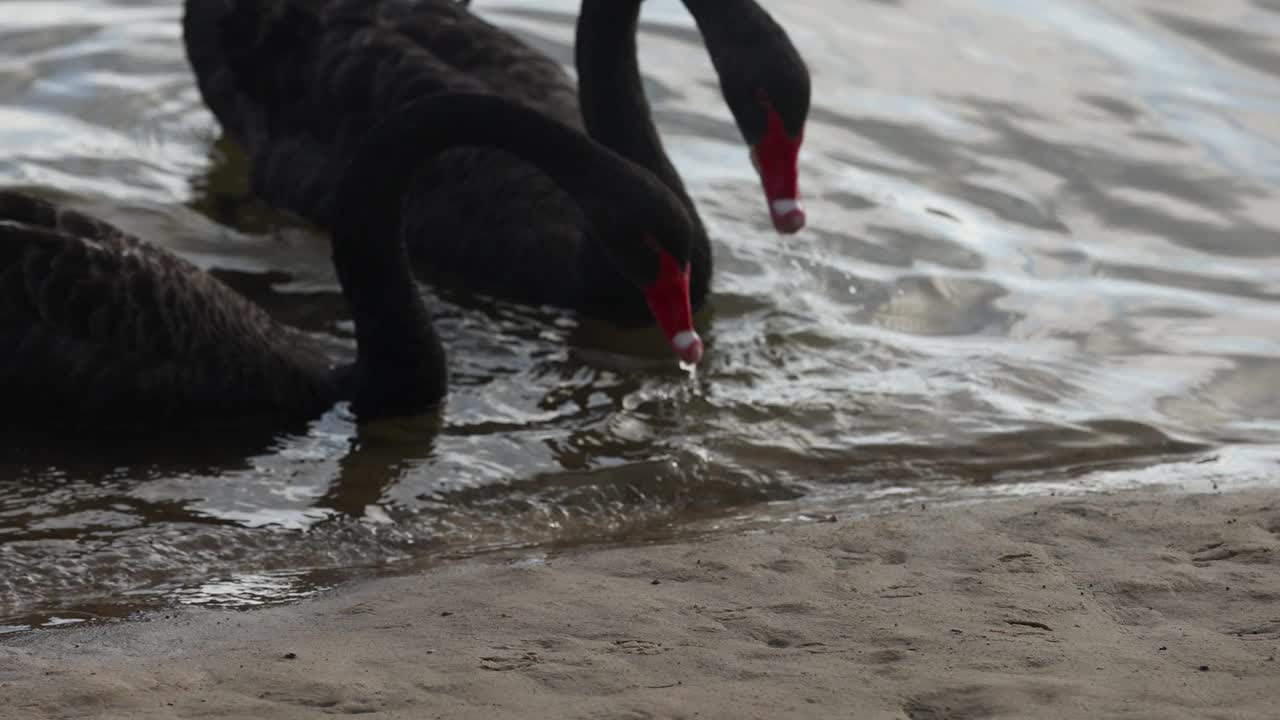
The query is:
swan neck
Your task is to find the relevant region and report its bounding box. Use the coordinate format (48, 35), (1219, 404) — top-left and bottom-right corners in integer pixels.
(575, 1), (691, 205)
(330, 95), (658, 416)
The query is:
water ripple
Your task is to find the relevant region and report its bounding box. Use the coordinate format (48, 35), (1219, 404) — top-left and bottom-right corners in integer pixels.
(2, 0), (1279, 627)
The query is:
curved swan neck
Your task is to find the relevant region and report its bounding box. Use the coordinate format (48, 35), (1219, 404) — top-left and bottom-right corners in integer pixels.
(679, 0), (810, 137)
(330, 202), (446, 419)
(575, 1), (698, 219)
(329, 94), (675, 416)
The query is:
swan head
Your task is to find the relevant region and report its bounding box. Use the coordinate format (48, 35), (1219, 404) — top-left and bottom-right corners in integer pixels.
(590, 167), (704, 366)
(690, 1), (812, 235)
(638, 238), (703, 366)
(748, 97), (806, 235)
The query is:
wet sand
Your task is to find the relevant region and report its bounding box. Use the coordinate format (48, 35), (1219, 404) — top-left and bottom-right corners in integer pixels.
(4, 488), (1278, 719)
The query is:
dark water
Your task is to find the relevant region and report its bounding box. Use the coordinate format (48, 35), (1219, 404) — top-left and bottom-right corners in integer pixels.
(3, 0), (1280, 632)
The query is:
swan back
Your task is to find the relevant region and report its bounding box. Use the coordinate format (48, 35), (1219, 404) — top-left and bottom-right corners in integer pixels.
(0, 192), (335, 425)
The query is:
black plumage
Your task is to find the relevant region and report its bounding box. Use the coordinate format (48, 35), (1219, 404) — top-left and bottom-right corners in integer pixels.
(0, 191), (339, 424)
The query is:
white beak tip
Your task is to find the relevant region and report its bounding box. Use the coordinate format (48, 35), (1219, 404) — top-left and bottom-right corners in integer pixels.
(671, 329), (704, 364)
(770, 198), (806, 233)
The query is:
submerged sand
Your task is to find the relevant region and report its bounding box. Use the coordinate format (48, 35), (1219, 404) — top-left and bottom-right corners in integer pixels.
(3, 488), (1278, 719)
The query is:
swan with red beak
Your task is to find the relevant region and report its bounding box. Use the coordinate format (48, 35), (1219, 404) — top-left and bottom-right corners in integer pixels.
(684, 0), (812, 234)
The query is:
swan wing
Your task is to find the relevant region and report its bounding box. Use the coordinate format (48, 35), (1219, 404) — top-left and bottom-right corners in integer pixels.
(0, 192), (333, 423)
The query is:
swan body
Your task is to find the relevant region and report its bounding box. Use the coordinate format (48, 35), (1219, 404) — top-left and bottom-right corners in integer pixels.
(0, 191), (340, 424)
(184, 0), (600, 311)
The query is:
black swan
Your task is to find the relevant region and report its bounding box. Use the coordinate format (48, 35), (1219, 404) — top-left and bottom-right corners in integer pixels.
(0, 93), (702, 426)
(181, 0), (810, 327)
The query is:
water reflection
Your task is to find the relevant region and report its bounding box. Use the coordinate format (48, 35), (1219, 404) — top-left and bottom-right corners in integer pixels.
(319, 416), (442, 519)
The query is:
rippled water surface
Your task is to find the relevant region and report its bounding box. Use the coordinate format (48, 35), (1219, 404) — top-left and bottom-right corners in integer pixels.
(3, 0), (1280, 631)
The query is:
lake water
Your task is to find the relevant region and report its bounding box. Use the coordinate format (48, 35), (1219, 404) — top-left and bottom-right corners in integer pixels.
(3, 0), (1280, 632)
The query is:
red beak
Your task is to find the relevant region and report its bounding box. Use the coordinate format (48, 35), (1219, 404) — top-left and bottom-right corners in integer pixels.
(752, 105), (805, 234)
(641, 244), (704, 365)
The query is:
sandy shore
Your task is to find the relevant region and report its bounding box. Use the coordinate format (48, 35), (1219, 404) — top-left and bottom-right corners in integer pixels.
(3, 489), (1278, 719)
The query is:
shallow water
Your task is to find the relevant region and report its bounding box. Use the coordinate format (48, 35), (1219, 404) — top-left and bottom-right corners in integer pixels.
(3, 0), (1280, 631)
